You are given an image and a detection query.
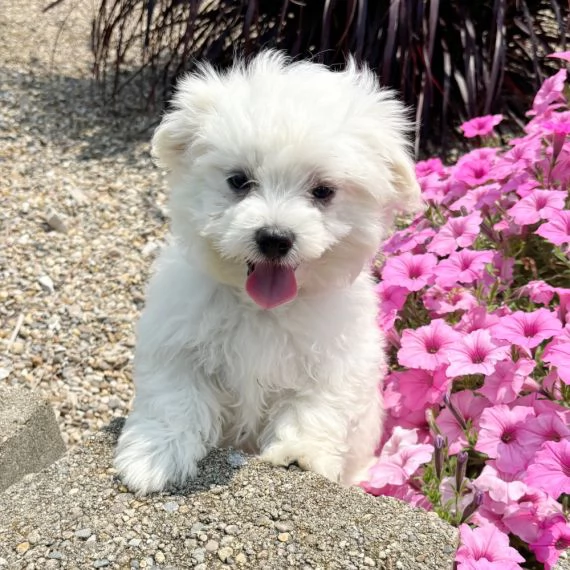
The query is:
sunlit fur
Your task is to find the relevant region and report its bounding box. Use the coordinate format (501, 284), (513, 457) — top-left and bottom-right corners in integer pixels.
(114, 51), (422, 495)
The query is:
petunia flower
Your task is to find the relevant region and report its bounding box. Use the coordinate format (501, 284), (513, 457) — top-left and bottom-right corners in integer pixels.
(427, 212), (483, 256)
(435, 250), (494, 288)
(436, 391), (490, 455)
(398, 319), (460, 371)
(530, 519), (570, 570)
(506, 189), (566, 226)
(381, 252), (437, 292)
(460, 114), (503, 138)
(423, 286), (478, 316)
(518, 413), (570, 455)
(478, 359), (534, 404)
(395, 368), (451, 411)
(472, 464), (527, 505)
(376, 282), (408, 330)
(475, 405), (536, 473)
(525, 440), (570, 499)
(456, 524), (525, 569)
(446, 330), (509, 377)
(491, 309), (563, 350)
(542, 333), (570, 385)
(535, 210), (570, 246)
(527, 69), (567, 117)
(519, 280), (556, 305)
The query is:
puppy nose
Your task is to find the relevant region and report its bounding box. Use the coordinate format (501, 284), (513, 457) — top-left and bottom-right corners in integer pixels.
(255, 227), (295, 260)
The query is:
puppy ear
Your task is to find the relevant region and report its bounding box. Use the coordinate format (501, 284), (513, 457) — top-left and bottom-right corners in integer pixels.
(151, 68), (220, 170)
(387, 147), (424, 215)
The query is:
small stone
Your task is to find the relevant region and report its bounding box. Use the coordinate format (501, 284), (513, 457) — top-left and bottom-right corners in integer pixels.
(227, 451), (247, 467)
(75, 528), (92, 540)
(0, 368), (11, 380)
(396, 562), (403, 569)
(93, 560), (110, 568)
(235, 553), (247, 565)
(364, 557), (376, 567)
(195, 565), (207, 570)
(141, 241), (159, 258)
(274, 521), (293, 533)
(10, 342), (24, 355)
(277, 533), (290, 542)
(27, 530), (41, 544)
(224, 525), (239, 535)
(162, 501), (178, 513)
(220, 535), (234, 547)
(45, 208), (67, 233)
(16, 542), (30, 554)
(38, 275), (55, 293)
(205, 540), (219, 553)
(154, 551), (165, 564)
(48, 551), (63, 560)
(0, 557), (8, 566)
(218, 547), (233, 563)
(128, 538), (141, 547)
(192, 548), (205, 563)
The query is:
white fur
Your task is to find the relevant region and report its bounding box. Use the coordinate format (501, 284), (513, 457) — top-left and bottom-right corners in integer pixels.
(114, 51), (421, 495)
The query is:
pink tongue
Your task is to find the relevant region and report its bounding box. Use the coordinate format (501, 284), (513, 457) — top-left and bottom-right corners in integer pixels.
(245, 263), (298, 309)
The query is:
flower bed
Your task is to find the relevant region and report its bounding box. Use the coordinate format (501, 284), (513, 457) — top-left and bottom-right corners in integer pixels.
(363, 53), (570, 569)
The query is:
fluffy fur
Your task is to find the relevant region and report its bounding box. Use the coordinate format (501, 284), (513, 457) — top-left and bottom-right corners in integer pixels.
(114, 51), (421, 495)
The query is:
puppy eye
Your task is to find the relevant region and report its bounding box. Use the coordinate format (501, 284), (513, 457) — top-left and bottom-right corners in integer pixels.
(227, 171), (252, 193)
(311, 185), (336, 202)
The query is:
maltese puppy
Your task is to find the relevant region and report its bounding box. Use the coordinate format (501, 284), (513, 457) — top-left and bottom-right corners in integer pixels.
(115, 51), (421, 495)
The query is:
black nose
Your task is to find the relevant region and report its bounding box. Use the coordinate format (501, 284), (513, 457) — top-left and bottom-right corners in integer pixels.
(255, 227), (295, 260)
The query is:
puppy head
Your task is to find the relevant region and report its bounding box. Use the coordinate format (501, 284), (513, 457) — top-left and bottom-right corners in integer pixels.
(153, 51), (422, 309)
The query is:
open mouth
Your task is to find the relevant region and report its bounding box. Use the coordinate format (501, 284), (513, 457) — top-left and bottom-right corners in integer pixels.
(245, 261), (298, 310)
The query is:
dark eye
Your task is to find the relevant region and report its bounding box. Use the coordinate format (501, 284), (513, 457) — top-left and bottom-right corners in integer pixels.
(311, 185), (335, 201)
(227, 171), (252, 193)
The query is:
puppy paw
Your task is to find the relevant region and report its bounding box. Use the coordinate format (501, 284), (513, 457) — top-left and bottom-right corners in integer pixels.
(260, 441), (343, 483)
(114, 421), (204, 495)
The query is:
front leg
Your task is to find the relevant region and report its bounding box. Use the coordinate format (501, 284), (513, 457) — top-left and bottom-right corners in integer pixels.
(114, 354), (222, 495)
(260, 379), (382, 485)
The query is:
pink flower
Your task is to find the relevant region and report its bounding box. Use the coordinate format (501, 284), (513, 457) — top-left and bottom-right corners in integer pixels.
(381, 252), (437, 292)
(423, 286), (477, 316)
(397, 319), (460, 371)
(376, 282), (408, 330)
(453, 159), (495, 186)
(543, 333), (570, 385)
(427, 212), (483, 256)
(450, 184), (502, 213)
(395, 368), (451, 411)
(365, 427), (433, 490)
(435, 250), (494, 288)
(478, 359), (534, 404)
(535, 210), (570, 246)
(528, 69), (567, 117)
(457, 307), (501, 334)
(547, 50), (570, 62)
(416, 157), (445, 177)
(436, 391), (490, 455)
(518, 413), (570, 455)
(473, 465), (527, 505)
(520, 280), (556, 305)
(491, 309), (563, 350)
(506, 190), (566, 226)
(456, 524), (525, 569)
(460, 114), (503, 138)
(525, 440), (570, 499)
(475, 405), (536, 473)
(446, 330), (509, 377)
(530, 520), (570, 570)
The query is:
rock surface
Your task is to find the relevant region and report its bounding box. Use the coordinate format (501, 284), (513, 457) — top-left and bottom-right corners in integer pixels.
(0, 386), (66, 492)
(0, 419), (458, 569)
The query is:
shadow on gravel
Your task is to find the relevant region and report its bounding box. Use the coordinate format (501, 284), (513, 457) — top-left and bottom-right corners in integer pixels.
(104, 417), (240, 496)
(1, 66), (160, 161)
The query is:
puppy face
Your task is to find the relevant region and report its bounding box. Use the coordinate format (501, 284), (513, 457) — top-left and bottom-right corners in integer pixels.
(153, 52), (421, 308)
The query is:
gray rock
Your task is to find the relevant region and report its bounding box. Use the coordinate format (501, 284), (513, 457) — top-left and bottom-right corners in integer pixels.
(0, 419), (458, 569)
(0, 386), (66, 492)
(44, 208), (67, 233)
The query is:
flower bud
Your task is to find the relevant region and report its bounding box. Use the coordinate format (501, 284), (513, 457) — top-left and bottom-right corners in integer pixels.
(460, 490), (484, 524)
(443, 393), (468, 430)
(455, 451), (468, 492)
(434, 435), (445, 480)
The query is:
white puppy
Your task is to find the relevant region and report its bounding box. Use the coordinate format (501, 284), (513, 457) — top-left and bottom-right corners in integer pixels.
(114, 51), (421, 495)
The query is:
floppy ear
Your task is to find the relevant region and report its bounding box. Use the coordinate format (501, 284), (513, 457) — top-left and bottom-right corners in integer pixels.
(151, 67), (221, 170)
(387, 147), (424, 215)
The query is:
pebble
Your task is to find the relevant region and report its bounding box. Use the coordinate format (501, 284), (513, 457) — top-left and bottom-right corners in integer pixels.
(192, 548), (205, 563)
(227, 451), (247, 468)
(218, 547), (233, 562)
(128, 538), (141, 547)
(224, 524), (239, 535)
(44, 208), (68, 233)
(38, 275), (55, 293)
(205, 540), (219, 553)
(74, 528), (92, 539)
(154, 551), (165, 564)
(93, 560), (110, 568)
(162, 501), (178, 513)
(363, 557), (376, 566)
(48, 551), (63, 560)
(274, 521), (293, 532)
(16, 542), (30, 554)
(235, 552), (247, 565)
(277, 533), (290, 542)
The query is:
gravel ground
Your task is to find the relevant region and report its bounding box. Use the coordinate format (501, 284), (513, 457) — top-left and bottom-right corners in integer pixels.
(0, 1), (167, 446)
(0, 420), (458, 569)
